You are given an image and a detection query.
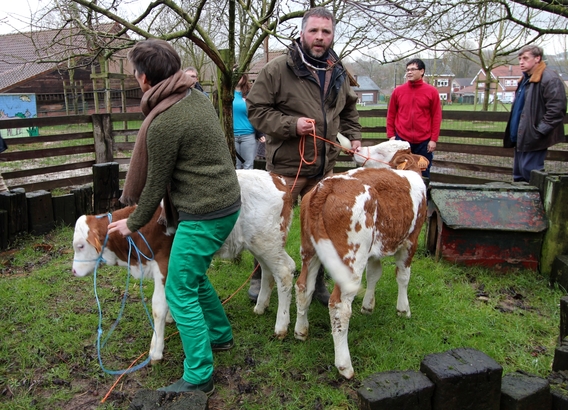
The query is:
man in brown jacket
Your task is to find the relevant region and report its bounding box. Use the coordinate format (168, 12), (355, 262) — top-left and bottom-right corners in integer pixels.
(247, 7), (362, 304)
(504, 45), (567, 182)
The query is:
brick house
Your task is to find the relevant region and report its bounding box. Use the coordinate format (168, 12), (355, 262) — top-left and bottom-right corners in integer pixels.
(422, 59), (455, 102)
(472, 65), (523, 104)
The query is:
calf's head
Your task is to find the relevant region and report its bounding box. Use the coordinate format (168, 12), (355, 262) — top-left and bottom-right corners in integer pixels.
(355, 140), (429, 173)
(354, 140), (412, 168)
(72, 215), (106, 277)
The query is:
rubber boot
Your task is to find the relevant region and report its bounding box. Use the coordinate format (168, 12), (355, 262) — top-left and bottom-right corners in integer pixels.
(313, 265), (330, 305)
(247, 259), (261, 302)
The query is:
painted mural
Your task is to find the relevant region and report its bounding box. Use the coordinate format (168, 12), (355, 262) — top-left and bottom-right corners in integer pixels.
(0, 93), (38, 138)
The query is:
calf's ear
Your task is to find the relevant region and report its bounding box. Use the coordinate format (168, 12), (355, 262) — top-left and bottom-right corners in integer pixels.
(417, 156), (429, 171)
(86, 228), (103, 254)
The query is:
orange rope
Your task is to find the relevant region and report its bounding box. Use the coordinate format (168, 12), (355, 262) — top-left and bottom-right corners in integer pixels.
(101, 264), (261, 403)
(289, 121), (391, 196)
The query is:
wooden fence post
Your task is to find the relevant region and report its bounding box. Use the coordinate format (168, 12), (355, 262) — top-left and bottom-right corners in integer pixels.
(538, 174), (568, 277)
(92, 113), (114, 164)
(0, 209), (7, 250)
(93, 162), (121, 214)
(0, 188), (28, 242)
(26, 190), (54, 235)
(72, 185), (93, 217)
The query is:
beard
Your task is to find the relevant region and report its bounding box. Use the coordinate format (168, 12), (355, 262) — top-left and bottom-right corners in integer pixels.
(301, 41), (329, 60)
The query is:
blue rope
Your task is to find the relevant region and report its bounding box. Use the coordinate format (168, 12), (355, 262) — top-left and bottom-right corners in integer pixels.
(92, 213), (157, 375)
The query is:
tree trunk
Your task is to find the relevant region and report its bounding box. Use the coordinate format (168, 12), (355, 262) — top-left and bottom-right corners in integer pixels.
(220, 74), (236, 165)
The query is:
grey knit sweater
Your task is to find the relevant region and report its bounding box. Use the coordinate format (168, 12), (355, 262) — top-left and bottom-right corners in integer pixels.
(127, 89), (241, 232)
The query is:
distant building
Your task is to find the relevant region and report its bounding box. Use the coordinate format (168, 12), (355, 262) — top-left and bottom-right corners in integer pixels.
(351, 75), (381, 105)
(422, 59), (455, 102)
(249, 50), (287, 82)
(0, 24), (140, 116)
(473, 65), (523, 104)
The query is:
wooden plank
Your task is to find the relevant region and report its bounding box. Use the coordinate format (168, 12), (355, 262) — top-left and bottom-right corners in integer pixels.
(0, 115), (92, 129)
(115, 142), (136, 151)
(0, 145), (95, 161)
(434, 160), (512, 175)
(9, 175), (93, 192)
(1, 132), (93, 145)
(2, 160), (96, 180)
(112, 130), (139, 137)
(440, 129), (504, 139)
(110, 112), (145, 122)
(430, 173), (494, 184)
(437, 142), (514, 157)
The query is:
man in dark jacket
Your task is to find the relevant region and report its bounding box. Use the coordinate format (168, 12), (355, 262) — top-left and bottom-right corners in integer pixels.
(504, 45), (567, 182)
(247, 7), (362, 304)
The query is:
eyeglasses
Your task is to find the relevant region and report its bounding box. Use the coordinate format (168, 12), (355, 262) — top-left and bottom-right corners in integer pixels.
(406, 68), (421, 72)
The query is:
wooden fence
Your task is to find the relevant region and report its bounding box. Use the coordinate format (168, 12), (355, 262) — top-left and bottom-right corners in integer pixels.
(1, 109), (567, 193)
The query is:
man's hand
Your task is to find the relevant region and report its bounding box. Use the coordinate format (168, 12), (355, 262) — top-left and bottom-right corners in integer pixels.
(427, 140), (437, 153)
(348, 139), (362, 156)
(297, 117), (316, 136)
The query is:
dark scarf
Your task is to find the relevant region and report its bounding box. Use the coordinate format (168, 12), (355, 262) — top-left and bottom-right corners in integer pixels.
(120, 70), (193, 226)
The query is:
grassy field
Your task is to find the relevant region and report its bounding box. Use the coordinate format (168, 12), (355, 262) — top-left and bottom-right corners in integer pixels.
(0, 209), (565, 409)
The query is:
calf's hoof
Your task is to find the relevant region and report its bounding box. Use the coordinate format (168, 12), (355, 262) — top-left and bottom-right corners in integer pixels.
(337, 365), (355, 379)
(274, 330), (287, 340)
(253, 305), (266, 315)
(361, 306), (374, 315)
(294, 330), (308, 341)
(397, 309), (411, 318)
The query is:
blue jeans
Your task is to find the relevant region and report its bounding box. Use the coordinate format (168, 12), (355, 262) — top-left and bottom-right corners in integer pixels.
(394, 135), (433, 178)
(234, 133), (257, 170)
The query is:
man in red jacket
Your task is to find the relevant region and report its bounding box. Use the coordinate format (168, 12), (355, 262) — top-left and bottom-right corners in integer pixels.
(386, 58), (442, 178)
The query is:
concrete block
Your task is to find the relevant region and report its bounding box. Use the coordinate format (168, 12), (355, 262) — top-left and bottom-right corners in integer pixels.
(420, 347), (502, 410)
(501, 371), (551, 410)
(357, 370), (434, 410)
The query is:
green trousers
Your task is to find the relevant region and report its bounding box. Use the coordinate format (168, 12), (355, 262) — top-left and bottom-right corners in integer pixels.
(165, 210), (239, 384)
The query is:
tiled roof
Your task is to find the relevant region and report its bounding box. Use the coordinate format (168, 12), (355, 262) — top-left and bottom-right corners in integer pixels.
(249, 50), (287, 81)
(453, 78), (474, 87)
(352, 75), (380, 91)
(0, 23), (127, 92)
(491, 65), (522, 77)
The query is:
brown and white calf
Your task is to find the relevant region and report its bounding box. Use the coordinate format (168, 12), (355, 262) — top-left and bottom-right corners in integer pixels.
(294, 140), (428, 379)
(72, 170), (296, 363)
